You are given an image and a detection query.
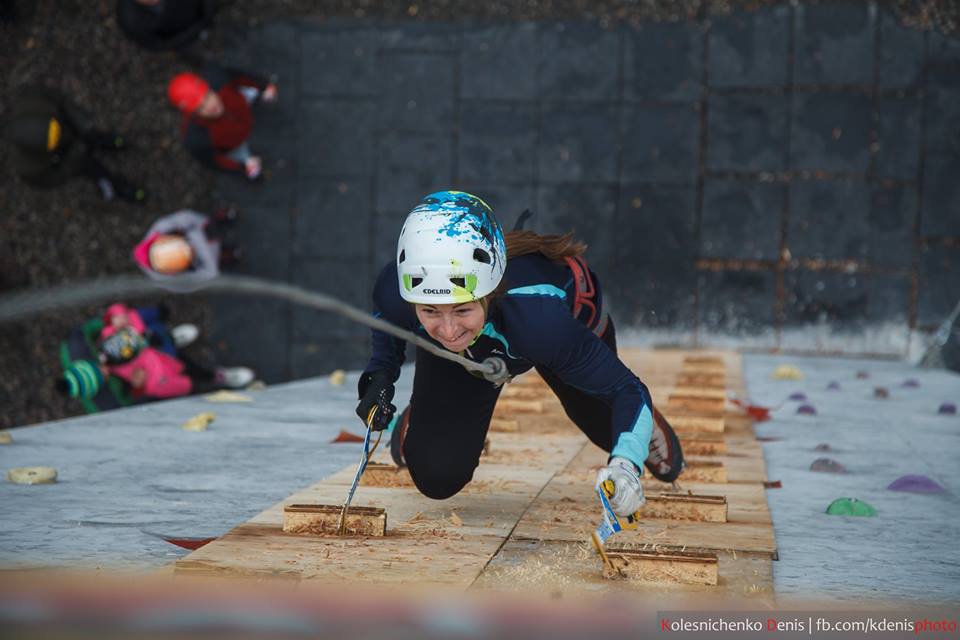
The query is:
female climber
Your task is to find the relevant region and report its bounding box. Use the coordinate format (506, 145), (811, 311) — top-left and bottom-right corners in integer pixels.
(356, 191), (684, 516)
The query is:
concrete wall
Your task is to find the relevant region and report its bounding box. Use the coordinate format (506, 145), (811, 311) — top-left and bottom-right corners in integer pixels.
(210, 3), (960, 382)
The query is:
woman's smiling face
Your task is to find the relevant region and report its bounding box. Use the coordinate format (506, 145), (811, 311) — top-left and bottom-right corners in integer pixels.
(415, 301), (486, 352)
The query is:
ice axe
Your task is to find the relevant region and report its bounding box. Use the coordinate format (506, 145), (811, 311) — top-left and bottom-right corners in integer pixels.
(590, 479), (643, 571)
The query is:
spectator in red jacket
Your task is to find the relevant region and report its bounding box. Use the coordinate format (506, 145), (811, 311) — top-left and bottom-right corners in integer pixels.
(167, 65), (277, 180)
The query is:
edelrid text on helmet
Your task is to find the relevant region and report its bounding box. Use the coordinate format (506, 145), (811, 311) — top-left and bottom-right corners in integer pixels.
(396, 191), (507, 305)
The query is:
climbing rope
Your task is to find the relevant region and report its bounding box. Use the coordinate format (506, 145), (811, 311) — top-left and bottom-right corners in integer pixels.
(0, 274), (511, 384)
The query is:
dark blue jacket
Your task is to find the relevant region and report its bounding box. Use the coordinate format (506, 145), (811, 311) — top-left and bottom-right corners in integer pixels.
(364, 253), (655, 468)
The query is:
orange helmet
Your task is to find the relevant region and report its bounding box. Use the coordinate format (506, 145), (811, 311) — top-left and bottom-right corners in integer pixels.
(149, 235), (193, 274)
(167, 72), (209, 113)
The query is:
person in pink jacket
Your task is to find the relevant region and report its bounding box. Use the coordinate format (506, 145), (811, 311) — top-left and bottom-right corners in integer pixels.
(99, 302), (198, 354)
(97, 316), (253, 401)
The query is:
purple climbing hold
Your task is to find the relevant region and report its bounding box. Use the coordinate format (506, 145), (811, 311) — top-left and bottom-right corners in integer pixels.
(902, 379), (919, 388)
(887, 475), (946, 494)
(827, 381), (841, 391)
(938, 402), (957, 415)
(810, 458), (847, 474)
(788, 392), (807, 401)
(814, 443), (832, 452)
(797, 404), (817, 415)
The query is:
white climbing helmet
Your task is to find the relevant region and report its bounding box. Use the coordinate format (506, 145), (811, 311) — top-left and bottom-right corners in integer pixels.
(396, 191), (507, 304)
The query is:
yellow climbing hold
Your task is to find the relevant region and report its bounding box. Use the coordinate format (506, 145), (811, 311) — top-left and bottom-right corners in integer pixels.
(772, 365), (803, 380)
(182, 412), (216, 432)
(0, 431), (11, 445)
(8, 466), (57, 485)
(204, 390), (253, 403)
(329, 369), (346, 386)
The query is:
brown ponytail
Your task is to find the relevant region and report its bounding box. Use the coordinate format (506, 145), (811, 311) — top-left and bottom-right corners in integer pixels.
(504, 230), (587, 263)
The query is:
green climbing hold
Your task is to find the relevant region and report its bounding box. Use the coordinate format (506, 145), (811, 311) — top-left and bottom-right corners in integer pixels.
(825, 498), (877, 517)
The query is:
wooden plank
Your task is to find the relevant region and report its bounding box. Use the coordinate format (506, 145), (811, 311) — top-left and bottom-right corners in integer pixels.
(676, 374), (727, 388)
(665, 414), (725, 433)
(640, 493), (728, 523)
(489, 418), (519, 433)
(681, 364), (727, 376)
(670, 386), (726, 400)
(494, 399), (544, 414)
(681, 434), (728, 456)
(360, 463), (414, 488)
(500, 386), (550, 400)
(682, 460), (727, 483)
(683, 356), (726, 365)
(667, 396), (725, 414)
(511, 374), (549, 388)
(607, 548), (719, 586)
(282, 504), (387, 537)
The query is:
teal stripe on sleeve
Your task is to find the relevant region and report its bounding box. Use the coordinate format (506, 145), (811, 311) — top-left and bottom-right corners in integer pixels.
(477, 322), (514, 357)
(506, 284), (567, 299)
(611, 404), (653, 472)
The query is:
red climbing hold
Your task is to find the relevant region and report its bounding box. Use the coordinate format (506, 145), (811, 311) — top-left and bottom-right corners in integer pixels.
(732, 399), (772, 422)
(331, 430), (365, 443)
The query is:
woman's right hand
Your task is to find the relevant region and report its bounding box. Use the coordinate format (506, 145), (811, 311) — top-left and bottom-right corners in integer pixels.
(356, 372), (396, 431)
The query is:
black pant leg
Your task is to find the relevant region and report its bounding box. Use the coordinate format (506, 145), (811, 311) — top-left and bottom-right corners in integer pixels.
(403, 346), (502, 500)
(535, 319), (619, 453)
(178, 353), (217, 393)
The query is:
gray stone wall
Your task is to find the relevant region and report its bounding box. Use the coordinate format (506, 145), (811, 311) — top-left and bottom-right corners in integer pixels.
(211, 3), (960, 382)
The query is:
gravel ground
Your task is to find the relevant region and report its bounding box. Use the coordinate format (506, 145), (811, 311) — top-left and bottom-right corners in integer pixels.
(0, 0), (950, 429)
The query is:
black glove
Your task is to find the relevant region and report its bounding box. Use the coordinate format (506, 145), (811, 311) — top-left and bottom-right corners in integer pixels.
(356, 371), (396, 431)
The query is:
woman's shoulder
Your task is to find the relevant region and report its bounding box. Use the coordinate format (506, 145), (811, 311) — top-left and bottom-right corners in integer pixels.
(503, 253), (567, 289)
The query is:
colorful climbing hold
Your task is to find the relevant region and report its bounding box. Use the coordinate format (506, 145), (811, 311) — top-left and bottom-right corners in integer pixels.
(874, 387), (890, 399)
(788, 392), (807, 401)
(856, 370), (870, 379)
(938, 402), (956, 415)
(331, 430), (365, 443)
(901, 379), (919, 388)
(731, 399), (772, 422)
(827, 381), (841, 391)
(810, 458), (847, 474)
(886, 475), (946, 494)
(797, 404), (817, 415)
(825, 498), (877, 517)
(773, 365), (803, 380)
(814, 443), (832, 452)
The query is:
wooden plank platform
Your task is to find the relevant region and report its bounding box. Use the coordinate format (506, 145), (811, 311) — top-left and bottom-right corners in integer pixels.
(173, 348), (776, 596)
